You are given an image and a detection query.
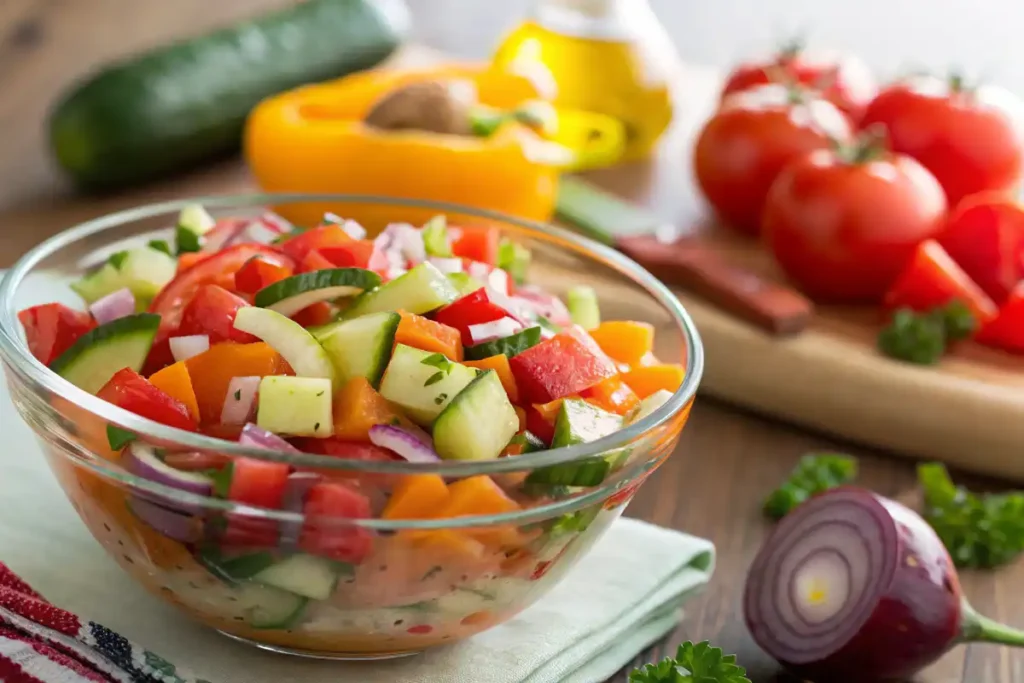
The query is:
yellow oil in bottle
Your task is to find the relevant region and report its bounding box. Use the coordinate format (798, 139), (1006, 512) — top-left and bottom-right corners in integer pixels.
(493, 0), (682, 162)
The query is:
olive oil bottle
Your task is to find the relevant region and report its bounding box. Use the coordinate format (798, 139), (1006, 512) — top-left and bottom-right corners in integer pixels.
(493, 0), (682, 162)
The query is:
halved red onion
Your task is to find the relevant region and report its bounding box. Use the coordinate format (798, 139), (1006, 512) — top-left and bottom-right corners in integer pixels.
(88, 288), (136, 325)
(239, 422), (300, 452)
(123, 442), (213, 519)
(428, 257), (464, 274)
(127, 497), (203, 543)
(469, 317), (523, 344)
(368, 425), (441, 463)
(220, 376), (260, 426)
(743, 487), (972, 682)
(280, 472), (322, 550)
(169, 334), (210, 362)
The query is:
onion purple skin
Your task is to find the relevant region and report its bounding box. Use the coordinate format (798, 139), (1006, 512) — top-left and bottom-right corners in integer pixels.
(744, 487), (962, 682)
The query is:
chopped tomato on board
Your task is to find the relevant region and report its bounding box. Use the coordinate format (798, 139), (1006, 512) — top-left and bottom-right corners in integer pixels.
(95, 368), (198, 432)
(433, 288), (510, 346)
(937, 193), (1024, 304)
(976, 283), (1024, 353)
(177, 284), (258, 344)
(299, 482), (373, 563)
(17, 303), (96, 366)
(509, 332), (617, 404)
(451, 225), (500, 265)
(279, 224), (353, 263)
(234, 256), (292, 294)
(883, 240), (999, 326)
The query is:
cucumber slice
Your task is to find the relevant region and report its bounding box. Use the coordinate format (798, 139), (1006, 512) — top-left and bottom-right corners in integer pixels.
(312, 311), (399, 388)
(378, 344), (478, 426)
(433, 370), (519, 461)
(254, 268), (380, 317)
(198, 548), (277, 583)
(567, 286), (600, 330)
(525, 398), (624, 487)
(497, 238), (531, 284)
(464, 326), (542, 361)
(509, 431), (546, 454)
(257, 376), (333, 437)
(178, 203), (216, 234)
(233, 306), (336, 385)
(50, 313), (161, 393)
(71, 246), (177, 306)
(447, 272), (485, 297)
(234, 581), (308, 630)
(344, 263), (458, 318)
(251, 554), (347, 601)
(629, 389), (674, 424)
(421, 215), (452, 257)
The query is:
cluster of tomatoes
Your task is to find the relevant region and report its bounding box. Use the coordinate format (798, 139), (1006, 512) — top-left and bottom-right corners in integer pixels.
(692, 42), (1024, 354)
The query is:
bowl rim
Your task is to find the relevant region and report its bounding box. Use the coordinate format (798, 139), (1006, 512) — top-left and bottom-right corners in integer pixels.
(0, 192), (704, 482)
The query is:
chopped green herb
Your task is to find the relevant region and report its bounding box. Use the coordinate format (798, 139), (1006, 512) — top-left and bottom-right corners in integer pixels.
(389, 417), (402, 426)
(548, 506), (600, 537)
(233, 389), (242, 401)
(147, 240), (173, 257)
(877, 301), (977, 366)
(764, 452), (858, 520)
(106, 425), (136, 451)
(314, 422), (321, 431)
(316, 390), (325, 397)
(175, 225), (203, 253)
(107, 250), (130, 270)
(630, 641), (750, 683)
(940, 300), (977, 341)
(433, 393), (449, 405)
(424, 372), (445, 387)
(919, 462), (1024, 569)
(206, 464), (234, 499)
(420, 353), (449, 369)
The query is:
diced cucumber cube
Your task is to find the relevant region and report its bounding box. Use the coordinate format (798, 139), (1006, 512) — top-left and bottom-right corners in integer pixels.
(313, 311), (399, 389)
(233, 581), (308, 630)
(378, 344), (478, 426)
(257, 376), (333, 437)
(344, 263), (458, 318)
(71, 246), (177, 307)
(552, 398), (622, 447)
(50, 313), (161, 393)
(567, 286), (600, 330)
(252, 554), (346, 601)
(422, 215), (453, 257)
(433, 370), (519, 461)
(447, 272), (485, 297)
(178, 204), (216, 234)
(497, 238), (531, 284)
(629, 389), (674, 424)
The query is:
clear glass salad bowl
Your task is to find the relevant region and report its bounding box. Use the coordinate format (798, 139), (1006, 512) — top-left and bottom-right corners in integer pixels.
(0, 194), (703, 659)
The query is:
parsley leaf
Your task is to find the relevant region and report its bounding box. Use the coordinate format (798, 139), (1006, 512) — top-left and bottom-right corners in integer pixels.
(107, 250), (130, 270)
(877, 301), (977, 366)
(205, 464), (234, 499)
(424, 372), (445, 387)
(919, 462), (1024, 568)
(106, 425), (136, 451)
(764, 452), (857, 520)
(420, 353), (450, 370)
(147, 240), (173, 256)
(630, 641), (750, 683)
(175, 225), (203, 254)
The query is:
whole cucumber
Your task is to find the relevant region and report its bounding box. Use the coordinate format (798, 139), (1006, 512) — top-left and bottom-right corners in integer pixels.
(49, 0), (409, 191)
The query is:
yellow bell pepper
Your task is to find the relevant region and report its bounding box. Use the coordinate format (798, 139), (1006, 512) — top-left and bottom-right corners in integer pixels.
(245, 64), (616, 228)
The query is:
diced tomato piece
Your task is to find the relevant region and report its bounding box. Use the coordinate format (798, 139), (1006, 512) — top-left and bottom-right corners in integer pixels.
(299, 249), (337, 273)
(177, 284), (258, 344)
(279, 225), (353, 263)
(293, 438), (402, 463)
(977, 283), (1024, 353)
(292, 301), (335, 327)
(96, 368), (197, 431)
(299, 482), (373, 563)
(525, 406), (555, 445)
(177, 252), (208, 273)
(234, 256), (292, 295)
(433, 288), (510, 346)
(17, 303), (96, 366)
(883, 240), (998, 326)
(227, 457), (290, 508)
(938, 193), (1024, 304)
(150, 244), (292, 328)
(141, 322), (178, 376)
(452, 225), (500, 265)
(319, 241), (376, 269)
(510, 332), (617, 404)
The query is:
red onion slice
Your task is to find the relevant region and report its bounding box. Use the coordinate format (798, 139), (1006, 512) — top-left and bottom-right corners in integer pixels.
(280, 472), (322, 550)
(123, 442), (213, 521)
(220, 376), (260, 426)
(257, 212), (292, 235)
(169, 334), (210, 363)
(89, 288), (136, 325)
(368, 425), (441, 463)
(127, 498), (202, 543)
(512, 285), (573, 326)
(486, 268), (511, 296)
(469, 317), (523, 344)
(382, 222), (426, 265)
(239, 422), (300, 452)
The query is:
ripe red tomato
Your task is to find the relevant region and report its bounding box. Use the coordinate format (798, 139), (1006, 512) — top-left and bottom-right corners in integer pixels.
(762, 135), (948, 303)
(721, 43), (876, 121)
(177, 284), (258, 345)
(95, 368), (198, 432)
(693, 84), (853, 236)
(860, 75), (1024, 208)
(17, 303), (96, 366)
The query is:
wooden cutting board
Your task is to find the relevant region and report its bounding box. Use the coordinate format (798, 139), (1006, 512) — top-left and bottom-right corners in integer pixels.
(574, 64), (1024, 481)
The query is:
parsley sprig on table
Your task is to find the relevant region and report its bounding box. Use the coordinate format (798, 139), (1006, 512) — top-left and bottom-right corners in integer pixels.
(877, 301), (976, 365)
(918, 462), (1024, 569)
(630, 641), (750, 683)
(763, 453), (858, 519)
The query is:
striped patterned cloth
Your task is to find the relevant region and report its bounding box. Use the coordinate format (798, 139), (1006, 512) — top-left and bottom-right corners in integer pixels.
(0, 562), (209, 683)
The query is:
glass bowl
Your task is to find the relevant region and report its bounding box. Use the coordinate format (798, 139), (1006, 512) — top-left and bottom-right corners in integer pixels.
(0, 194), (703, 659)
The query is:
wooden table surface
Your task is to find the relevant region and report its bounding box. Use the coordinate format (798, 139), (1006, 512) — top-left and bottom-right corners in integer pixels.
(2, 3), (1023, 682)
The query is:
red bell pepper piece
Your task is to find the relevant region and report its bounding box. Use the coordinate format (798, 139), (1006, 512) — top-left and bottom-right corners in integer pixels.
(883, 240), (998, 326)
(292, 301), (335, 327)
(509, 332), (617, 404)
(524, 406), (556, 445)
(319, 241), (376, 269)
(177, 284), (258, 345)
(433, 288), (510, 346)
(279, 224), (353, 263)
(234, 256), (292, 295)
(452, 225), (500, 265)
(17, 303), (96, 366)
(938, 193), (1024, 304)
(299, 482), (373, 563)
(96, 368), (198, 432)
(977, 283), (1024, 353)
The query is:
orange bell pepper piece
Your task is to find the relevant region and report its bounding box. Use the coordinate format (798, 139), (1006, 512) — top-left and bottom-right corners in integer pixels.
(438, 476), (520, 518)
(464, 354), (518, 402)
(395, 311), (463, 361)
(382, 474), (450, 520)
(185, 342), (291, 423)
(581, 375), (640, 416)
(332, 377), (412, 441)
(588, 321), (655, 367)
(514, 405), (527, 433)
(621, 364), (686, 399)
(533, 397), (566, 423)
(148, 361), (200, 422)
